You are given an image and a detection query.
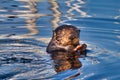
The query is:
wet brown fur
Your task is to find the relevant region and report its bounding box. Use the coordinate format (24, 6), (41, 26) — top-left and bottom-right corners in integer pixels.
(46, 25), (87, 72)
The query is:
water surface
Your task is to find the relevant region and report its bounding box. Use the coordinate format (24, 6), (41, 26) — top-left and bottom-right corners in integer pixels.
(0, 0), (120, 80)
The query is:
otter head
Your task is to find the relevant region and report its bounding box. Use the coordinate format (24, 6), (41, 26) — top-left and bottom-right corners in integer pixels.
(53, 25), (80, 46)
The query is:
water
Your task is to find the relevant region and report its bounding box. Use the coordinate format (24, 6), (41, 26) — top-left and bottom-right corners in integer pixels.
(0, 0), (120, 80)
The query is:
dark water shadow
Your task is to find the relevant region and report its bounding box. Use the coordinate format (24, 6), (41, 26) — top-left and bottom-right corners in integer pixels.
(49, 51), (82, 80)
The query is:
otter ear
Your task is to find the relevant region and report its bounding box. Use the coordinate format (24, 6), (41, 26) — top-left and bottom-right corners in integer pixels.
(78, 29), (80, 33)
(78, 29), (80, 36)
(53, 30), (56, 37)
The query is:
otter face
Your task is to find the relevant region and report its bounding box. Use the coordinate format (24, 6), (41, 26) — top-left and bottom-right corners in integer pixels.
(53, 25), (80, 46)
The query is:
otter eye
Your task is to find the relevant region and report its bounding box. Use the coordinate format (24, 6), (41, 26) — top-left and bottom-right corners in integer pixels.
(69, 36), (75, 40)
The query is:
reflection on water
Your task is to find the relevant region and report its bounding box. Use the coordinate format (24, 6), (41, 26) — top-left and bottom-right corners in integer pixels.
(49, 0), (61, 29)
(66, 0), (90, 19)
(24, 0), (39, 36)
(0, 0), (38, 38)
(0, 0), (54, 80)
(0, 0), (120, 80)
(50, 51), (82, 73)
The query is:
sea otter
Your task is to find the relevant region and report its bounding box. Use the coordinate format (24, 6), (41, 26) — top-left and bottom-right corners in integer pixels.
(46, 25), (87, 72)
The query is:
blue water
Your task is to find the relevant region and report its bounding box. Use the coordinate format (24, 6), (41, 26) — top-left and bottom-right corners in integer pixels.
(0, 0), (120, 80)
